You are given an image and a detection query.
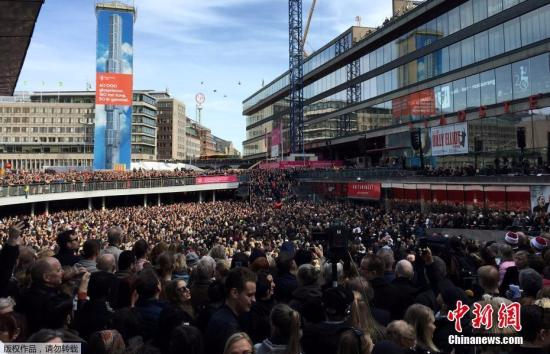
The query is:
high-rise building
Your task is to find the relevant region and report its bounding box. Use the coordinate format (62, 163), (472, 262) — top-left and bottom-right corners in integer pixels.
(0, 90), (157, 170)
(150, 91), (187, 161)
(243, 0), (550, 168)
(132, 91), (158, 161)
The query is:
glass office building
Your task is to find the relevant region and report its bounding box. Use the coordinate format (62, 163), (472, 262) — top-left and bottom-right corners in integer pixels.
(243, 0), (550, 168)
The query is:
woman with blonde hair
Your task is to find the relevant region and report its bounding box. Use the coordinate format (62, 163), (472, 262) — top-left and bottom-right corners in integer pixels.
(255, 304), (302, 354)
(404, 303), (439, 353)
(346, 277), (385, 344)
(337, 329), (373, 354)
(224, 332), (254, 354)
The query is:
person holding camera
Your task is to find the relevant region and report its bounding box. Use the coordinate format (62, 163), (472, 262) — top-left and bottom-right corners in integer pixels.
(301, 286), (354, 354)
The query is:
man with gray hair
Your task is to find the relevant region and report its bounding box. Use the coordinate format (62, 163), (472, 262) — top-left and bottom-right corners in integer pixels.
(97, 253), (116, 273)
(392, 259), (418, 319)
(101, 226), (123, 268)
(190, 255), (215, 312)
(377, 247), (396, 283)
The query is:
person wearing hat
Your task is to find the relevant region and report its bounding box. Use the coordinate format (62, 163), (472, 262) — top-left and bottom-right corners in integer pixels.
(55, 229), (81, 267)
(301, 286), (354, 354)
(531, 236), (548, 254)
(504, 231), (519, 249)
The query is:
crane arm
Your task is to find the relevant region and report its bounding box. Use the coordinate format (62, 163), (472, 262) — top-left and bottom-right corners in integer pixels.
(301, 0), (316, 57)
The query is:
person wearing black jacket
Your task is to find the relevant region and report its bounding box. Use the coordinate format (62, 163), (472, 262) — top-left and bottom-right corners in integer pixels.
(301, 286), (354, 354)
(0, 222), (23, 298)
(391, 259), (419, 320)
(239, 271), (276, 344)
(360, 254), (401, 320)
(55, 229), (81, 267)
(16, 257), (80, 335)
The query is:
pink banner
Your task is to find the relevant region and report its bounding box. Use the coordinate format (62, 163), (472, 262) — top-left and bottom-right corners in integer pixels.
(271, 127), (281, 146)
(196, 175), (239, 184)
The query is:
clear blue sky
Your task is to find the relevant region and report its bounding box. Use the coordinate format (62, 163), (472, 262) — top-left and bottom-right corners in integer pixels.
(17, 0), (392, 153)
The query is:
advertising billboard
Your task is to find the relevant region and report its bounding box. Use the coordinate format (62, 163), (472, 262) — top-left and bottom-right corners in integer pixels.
(430, 122), (468, 156)
(94, 5), (135, 170)
(271, 127), (281, 158)
(530, 186), (550, 215)
(392, 88), (435, 120)
(347, 182), (381, 200)
(196, 175), (239, 184)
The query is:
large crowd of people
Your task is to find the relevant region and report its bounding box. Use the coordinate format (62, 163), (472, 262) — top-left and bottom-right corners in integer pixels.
(0, 169), (244, 187)
(0, 170), (549, 354)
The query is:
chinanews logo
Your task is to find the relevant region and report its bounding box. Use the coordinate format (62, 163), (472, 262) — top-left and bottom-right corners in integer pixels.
(446, 301), (524, 346)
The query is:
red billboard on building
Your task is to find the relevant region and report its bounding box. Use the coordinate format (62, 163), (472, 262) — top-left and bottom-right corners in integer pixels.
(347, 182), (381, 200)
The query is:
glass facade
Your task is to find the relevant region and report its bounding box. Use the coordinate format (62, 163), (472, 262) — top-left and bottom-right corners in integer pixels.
(243, 0), (547, 157)
(244, 0), (528, 113)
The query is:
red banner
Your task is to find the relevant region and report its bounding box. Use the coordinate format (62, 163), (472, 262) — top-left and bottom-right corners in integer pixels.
(347, 182), (381, 200)
(196, 175), (239, 184)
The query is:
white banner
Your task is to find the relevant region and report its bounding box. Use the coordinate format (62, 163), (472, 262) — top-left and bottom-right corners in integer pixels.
(430, 122), (468, 156)
(271, 145), (279, 158)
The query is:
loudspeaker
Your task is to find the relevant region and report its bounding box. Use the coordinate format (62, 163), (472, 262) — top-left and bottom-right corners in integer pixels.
(358, 138), (367, 154)
(474, 138), (483, 152)
(517, 127), (526, 149)
(410, 129), (421, 150)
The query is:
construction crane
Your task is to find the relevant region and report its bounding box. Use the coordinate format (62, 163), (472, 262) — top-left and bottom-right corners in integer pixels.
(301, 0), (317, 57)
(288, 0), (317, 153)
(289, 0), (304, 155)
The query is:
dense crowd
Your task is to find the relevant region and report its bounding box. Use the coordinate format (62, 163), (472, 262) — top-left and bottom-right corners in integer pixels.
(0, 169), (549, 354)
(0, 169), (243, 187)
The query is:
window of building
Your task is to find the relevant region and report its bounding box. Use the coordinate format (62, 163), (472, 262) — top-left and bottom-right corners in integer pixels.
(495, 64), (513, 103)
(488, 25), (504, 57)
(448, 6), (460, 34)
(480, 70), (497, 106)
(452, 79), (467, 111)
(466, 74), (481, 109)
(460, 1), (474, 29)
(503, 18), (521, 52)
(439, 47), (450, 74)
(436, 12), (449, 37)
(503, 0), (519, 10)
(512, 59), (530, 99)
(473, 0), (488, 23)
(521, 9), (543, 46)
(530, 53), (550, 95)
(474, 31), (488, 62)
(488, 0), (503, 16)
(461, 37), (475, 67)
(435, 84), (453, 114)
(449, 42), (461, 71)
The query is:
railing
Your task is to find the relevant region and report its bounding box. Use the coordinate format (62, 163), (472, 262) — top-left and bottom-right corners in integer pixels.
(295, 168), (416, 180)
(294, 168), (550, 184)
(0, 177), (199, 198)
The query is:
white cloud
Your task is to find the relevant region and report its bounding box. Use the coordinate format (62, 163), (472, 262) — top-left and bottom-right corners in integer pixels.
(121, 42), (133, 56)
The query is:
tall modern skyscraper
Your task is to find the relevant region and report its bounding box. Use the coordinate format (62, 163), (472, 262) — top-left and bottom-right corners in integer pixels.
(104, 13), (124, 169)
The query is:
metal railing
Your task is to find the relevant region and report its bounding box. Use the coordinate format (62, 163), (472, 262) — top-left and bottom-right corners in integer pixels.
(0, 177), (198, 198)
(294, 168), (416, 180)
